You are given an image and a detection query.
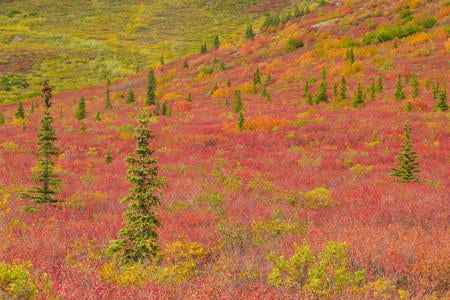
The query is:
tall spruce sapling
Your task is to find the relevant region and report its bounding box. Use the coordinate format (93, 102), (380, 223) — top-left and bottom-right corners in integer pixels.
(352, 83), (365, 107)
(232, 89), (244, 113)
(238, 111), (245, 131)
(213, 35), (220, 49)
(390, 120), (420, 183)
(339, 76), (347, 101)
(106, 79), (113, 109)
(21, 82), (61, 204)
(105, 146), (113, 164)
(434, 89), (448, 112)
(370, 78), (376, 101)
(126, 88), (135, 104)
(394, 75), (405, 101)
(314, 68), (329, 104)
(75, 96), (87, 120)
(0, 111), (5, 124)
(107, 111), (164, 264)
(376, 76), (383, 93)
(15, 101), (25, 119)
(200, 42), (207, 54)
(411, 73), (419, 98)
(145, 69), (156, 106)
(245, 25), (255, 41)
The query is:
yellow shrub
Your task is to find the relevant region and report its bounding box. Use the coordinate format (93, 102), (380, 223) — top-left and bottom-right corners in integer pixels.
(302, 186), (337, 209)
(237, 82), (253, 94)
(342, 61), (364, 76)
(0, 141), (20, 153)
(211, 88), (233, 99)
(406, 32), (430, 45)
(243, 117), (287, 131)
(349, 164), (373, 177)
(162, 92), (183, 101)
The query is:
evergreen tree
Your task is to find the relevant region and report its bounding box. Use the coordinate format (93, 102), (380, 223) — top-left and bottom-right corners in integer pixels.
(245, 25), (255, 41)
(376, 76), (383, 93)
(394, 75), (405, 101)
(370, 78), (376, 101)
(405, 101), (413, 112)
(390, 120), (420, 183)
(339, 76), (347, 101)
(432, 82), (440, 99)
(30, 102), (35, 114)
(265, 92), (272, 103)
(106, 79), (113, 109)
(232, 89), (244, 113)
(21, 82), (61, 204)
(238, 111), (245, 131)
(434, 89), (448, 112)
(213, 35), (220, 49)
(314, 69), (328, 104)
(411, 74), (419, 98)
(160, 55), (165, 66)
(227, 77), (231, 88)
(126, 88), (135, 104)
(346, 48), (355, 64)
(352, 83), (365, 107)
(303, 81), (310, 98)
(253, 66), (261, 86)
(75, 96), (87, 120)
(107, 111), (164, 264)
(333, 83), (338, 99)
(95, 112), (101, 122)
(0, 111), (4, 124)
(183, 60), (189, 68)
(15, 101), (25, 119)
(200, 42), (207, 54)
(105, 146), (113, 164)
(187, 93), (193, 102)
(145, 69), (156, 106)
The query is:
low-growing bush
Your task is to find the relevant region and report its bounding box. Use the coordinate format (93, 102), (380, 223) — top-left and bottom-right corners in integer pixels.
(362, 24), (422, 44)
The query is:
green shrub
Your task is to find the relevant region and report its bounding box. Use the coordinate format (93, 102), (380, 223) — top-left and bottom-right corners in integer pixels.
(421, 17), (437, 29)
(286, 38), (304, 52)
(363, 24), (421, 44)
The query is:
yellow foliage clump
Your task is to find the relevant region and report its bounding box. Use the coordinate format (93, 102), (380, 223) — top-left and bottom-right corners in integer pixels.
(243, 117), (287, 131)
(162, 92), (183, 101)
(301, 186), (337, 209)
(211, 88), (234, 99)
(342, 61), (364, 76)
(349, 163), (373, 177)
(237, 82), (254, 94)
(406, 32), (430, 45)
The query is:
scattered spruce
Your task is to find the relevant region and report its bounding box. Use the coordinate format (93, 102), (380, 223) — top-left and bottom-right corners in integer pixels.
(75, 96), (87, 120)
(352, 83), (365, 107)
(15, 101), (25, 119)
(394, 75), (405, 101)
(434, 89), (448, 112)
(145, 68), (156, 106)
(390, 120), (420, 183)
(245, 25), (255, 41)
(232, 89), (244, 113)
(126, 88), (135, 104)
(106, 79), (113, 109)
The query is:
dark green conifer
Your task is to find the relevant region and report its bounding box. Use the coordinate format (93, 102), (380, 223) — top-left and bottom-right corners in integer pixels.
(339, 76), (347, 101)
(411, 74), (419, 98)
(394, 75), (405, 101)
(390, 120), (420, 183)
(254, 66), (261, 86)
(0, 111), (5, 124)
(75, 96), (87, 120)
(245, 25), (255, 41)
(227, 77), (231, 88)
(21, 82), (61, 204)
(232, 89), (244, 113)
(160, 55), (165, 66)
(95, 112), (101, 122)
(126, 88), (135, 104)
(434, 89), (448, 112)
(238, 111), (244, 131)
(105, 146), (113, 164)
(15, 101), (25, 119)
(145, 69), (156, 106)
(405, 101), (413, 112)
(107, 111), (164, 264)
(314, 69), (329, 104)
(352, 83), (365, 107)
(183, 60), (189, 68)
(187, 93), (193, 102)
(106, 79), (113, 109)
(213, 35), (220, 49)
(30, 102), (35, 114)
(376, 76), (383, 93)
(200, 42), (207, 54)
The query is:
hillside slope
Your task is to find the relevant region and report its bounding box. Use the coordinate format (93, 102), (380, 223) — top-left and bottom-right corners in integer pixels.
(0, 0), (294, 103)
(0, 0), (449, 298)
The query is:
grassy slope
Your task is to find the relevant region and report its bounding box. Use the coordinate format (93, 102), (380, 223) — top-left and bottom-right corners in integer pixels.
(0, 0), (293, 103)
(0, 0), (449, 298)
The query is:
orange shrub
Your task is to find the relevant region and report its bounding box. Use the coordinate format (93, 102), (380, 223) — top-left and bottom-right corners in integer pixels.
(173, 102), (192, 112)
(406, 32), (430, 45)
(243, 117), (288, 131)
(211, 88), (234, 99)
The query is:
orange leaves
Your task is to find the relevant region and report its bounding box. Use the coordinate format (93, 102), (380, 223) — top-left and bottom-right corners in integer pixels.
(224, 116), (288, 132)
(211, 88), (233, 99)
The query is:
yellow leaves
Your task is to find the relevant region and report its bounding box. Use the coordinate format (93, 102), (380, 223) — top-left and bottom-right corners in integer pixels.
(342, 61), (364, 77)
(406, 32), (430, 46)
(211, 88), (233, 99)
(302, 186), (337, 209)
(349, 164), (373, 178)
(0, 141), (20, 153)
(162, 92), (183, 101)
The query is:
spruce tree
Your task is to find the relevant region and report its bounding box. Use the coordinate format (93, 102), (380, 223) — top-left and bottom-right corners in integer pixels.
(370, 78), (376, 101)
(22, 82), (61, 204)
(15, 101), (25, 119)
(394, 75), (405, 101)
(213, 35), (220, 49)
(30, 102), (35, 114)
(254, 66), (261, 86)
(314, 68), (329, 104)
(187, 93), (193, 102)
(107, 111), (164, 264)
(183, 60), (189, 68)
(200, 42), (207, 54)
(75, 96), (87, 120)
(411, 74), (419, 99)
(333, 83), (338, 99)
(0, 111), (4, 124)
(105, 146), (113, 164)
(303, 81), (310, 98)
(238, 111), (245, 131)
(145, 69), (156, 106)
(434, 89), (448, 112)
(377, 76), (383, 93)
(245, 25), (255, 41)
(390, 120), (420, 183)
(339, 76), (347, 101)
(232, 89), (244, 113)
(432, 82), (440, 99)
(352, 83), (365, 107)
(126, 88), (135, 104)
(160, 55), (165, 66)
(106, 79), (113, 109)
(95, 112), (101, 122)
